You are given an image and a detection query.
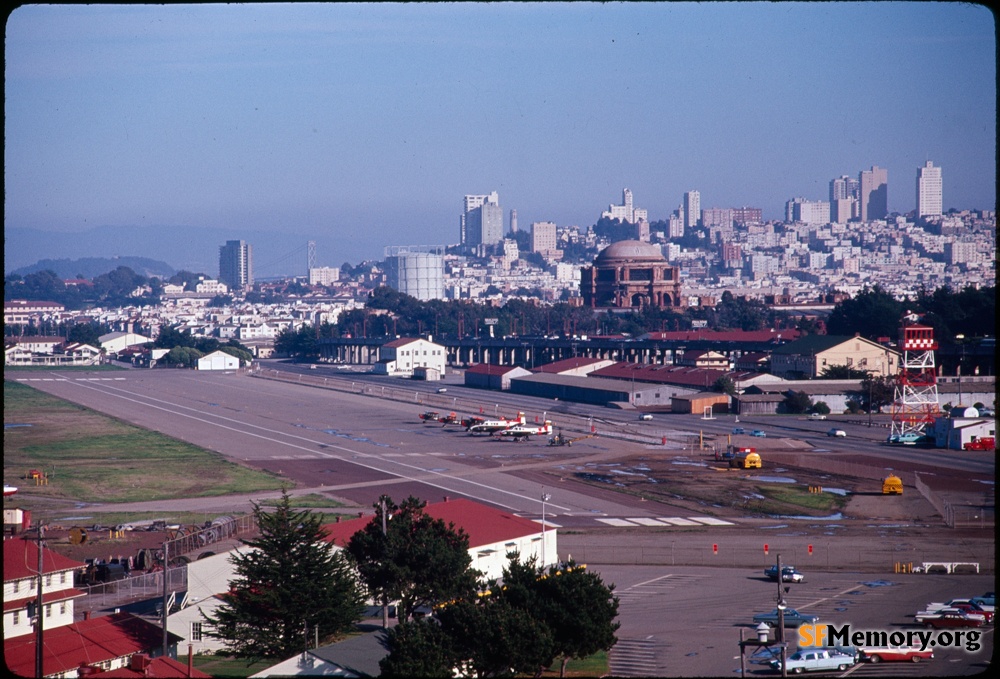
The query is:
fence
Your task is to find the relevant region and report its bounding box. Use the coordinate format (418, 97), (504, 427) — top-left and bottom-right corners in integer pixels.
(75, 513), (257, 614)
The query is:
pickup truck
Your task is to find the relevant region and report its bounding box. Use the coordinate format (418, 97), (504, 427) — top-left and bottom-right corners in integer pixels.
(771, 649), (854, 673)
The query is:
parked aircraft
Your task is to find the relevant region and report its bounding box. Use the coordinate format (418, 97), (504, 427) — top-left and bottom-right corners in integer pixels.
(496, 420), (553, 442)
(468, 412), (526, 434)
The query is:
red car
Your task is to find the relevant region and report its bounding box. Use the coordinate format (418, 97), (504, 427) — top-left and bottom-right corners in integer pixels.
(950, 602), (993, 623)
(924, 612), (985, 629)
(859, 645), (934, 663)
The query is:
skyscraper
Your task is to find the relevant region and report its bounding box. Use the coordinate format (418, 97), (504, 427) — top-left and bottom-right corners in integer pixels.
(219, 240), (253, 290)
(461, 192), (499, 246)
(859, 165), (888, 222)
(916, 161), (943, 218)
(683, 191), (700, 230)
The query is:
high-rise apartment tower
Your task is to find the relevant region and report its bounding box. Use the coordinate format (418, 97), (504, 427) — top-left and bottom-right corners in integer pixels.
(859, 165), (888, 222)
(219, 240), (253, 290)
(683, 191), (701, 230)
(916, 161), (943, 218)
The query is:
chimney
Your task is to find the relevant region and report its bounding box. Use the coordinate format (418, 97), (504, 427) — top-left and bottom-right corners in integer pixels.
(188, 644), (194, 677)
(443, 496), (449, 502)
(129, 654), (151, 671)
(83, 610), (91, 620)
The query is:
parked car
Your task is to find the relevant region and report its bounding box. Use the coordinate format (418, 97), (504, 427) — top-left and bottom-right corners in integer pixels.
(764, 565), (805, 583)
(753, 607), (819, 628)
(750, 430), (766, 437)
(807, 413), (827, 420)
(436, 387), (448, 393)
(971, 593), (995, 609)
(827, 428), (847, 437)
(732, 427), (746, 435)
(915, 606), (986, 624)
(639, 413), (653, 420)
(770, 648), (854, 673)
(858, 644), (934, 663)
(923, 611), (985, 629)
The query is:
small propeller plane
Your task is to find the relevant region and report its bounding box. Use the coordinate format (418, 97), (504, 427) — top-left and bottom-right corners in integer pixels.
(495, 420), (553, 442)
(467, 411), (526, 435)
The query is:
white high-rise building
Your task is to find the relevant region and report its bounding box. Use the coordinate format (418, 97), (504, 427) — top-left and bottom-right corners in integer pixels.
(601, 188), (647, 223)
(461, 192), (499, 245)
(916, 161), (943, 218)
(531, 221), (558, 254)
(683, 191), (700, 230)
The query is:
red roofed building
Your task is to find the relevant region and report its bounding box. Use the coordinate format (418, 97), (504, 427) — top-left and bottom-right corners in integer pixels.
(4, 611), (183, 678)
(4, 538), (87, 640)
(320, 498), (554, 579)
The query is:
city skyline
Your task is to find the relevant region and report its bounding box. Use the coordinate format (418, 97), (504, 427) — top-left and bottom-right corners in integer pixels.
(5, 3), (996, 267)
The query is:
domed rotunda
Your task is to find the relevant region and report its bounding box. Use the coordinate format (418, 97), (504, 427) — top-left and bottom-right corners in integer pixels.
(580, 240), (682, 309)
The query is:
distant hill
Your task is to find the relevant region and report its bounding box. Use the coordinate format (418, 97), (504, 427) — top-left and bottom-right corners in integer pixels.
(11, 257), (177, 280)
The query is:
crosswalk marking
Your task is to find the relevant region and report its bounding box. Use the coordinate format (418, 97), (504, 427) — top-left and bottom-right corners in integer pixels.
(597, 516), (736, 528)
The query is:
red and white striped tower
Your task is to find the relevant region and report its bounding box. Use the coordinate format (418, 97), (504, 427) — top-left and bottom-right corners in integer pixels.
(890, 312), (940, 440)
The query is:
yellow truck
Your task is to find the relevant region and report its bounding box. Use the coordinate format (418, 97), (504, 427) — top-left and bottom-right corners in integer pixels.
(882, 474), (903, 495)
(729, 449), (762, 469)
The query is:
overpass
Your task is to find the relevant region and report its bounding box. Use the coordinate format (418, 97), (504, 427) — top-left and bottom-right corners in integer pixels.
(317, 335), (791, 369)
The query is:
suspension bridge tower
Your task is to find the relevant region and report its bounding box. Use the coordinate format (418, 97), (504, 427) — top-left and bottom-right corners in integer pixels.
(889, 312), (940, 441)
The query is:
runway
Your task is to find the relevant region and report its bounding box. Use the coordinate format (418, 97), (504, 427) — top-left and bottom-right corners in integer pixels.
(12, 369), (673, 525)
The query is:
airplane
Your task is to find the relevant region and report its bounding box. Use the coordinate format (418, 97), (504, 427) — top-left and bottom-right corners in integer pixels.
(467, 412), (526, 435)
(460, 415), (486, 429)
(495, 420), (553, 442)
(421, 411), (460, 426)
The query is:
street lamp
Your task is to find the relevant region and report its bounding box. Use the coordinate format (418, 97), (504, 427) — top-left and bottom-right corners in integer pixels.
(541, 491), (552, 568)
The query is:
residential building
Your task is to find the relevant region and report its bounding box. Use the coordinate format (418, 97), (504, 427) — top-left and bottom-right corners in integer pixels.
(683, 190), (701, 230)
(465, 200), (504, 249)
(859, 165), (888, 222)
(785, 197), (831, 225)
(4, 300), (65, 326)
(701, 208), (734, 230)
(829, 174), (859, 202)
(219, 240), (253, 290)
(830, 197), (856, 224)
(194, 279), (229, 295)
(944, 240), (977, 266)
(461, 192), (500, 246)
(769, 334), (900, 379)
(308, 267), (340, 286)
(98, 331), (153, 355)
(3, 538), (86, 640)
(531, 221), (558, 254)
(601, 188), (648, 224)
(917, 160), (943, 218)
(732, 206), (763, 226)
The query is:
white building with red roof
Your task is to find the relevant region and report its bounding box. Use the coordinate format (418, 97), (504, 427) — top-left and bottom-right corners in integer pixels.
(4, 610), (183, 678)
(320, 497), (556, 580)
(532, 356), (615, 376)
(373, 337), (446, 377)
(3, 538), (87, 640)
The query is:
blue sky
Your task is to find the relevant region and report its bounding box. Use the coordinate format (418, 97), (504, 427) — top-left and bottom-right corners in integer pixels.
(5, 2), (996, 269)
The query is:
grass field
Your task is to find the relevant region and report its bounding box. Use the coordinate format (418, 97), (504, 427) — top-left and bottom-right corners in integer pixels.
(3, 381), (285, 512)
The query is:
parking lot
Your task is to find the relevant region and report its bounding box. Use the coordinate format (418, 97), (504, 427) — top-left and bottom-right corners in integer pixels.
(594, 564), (993, 676)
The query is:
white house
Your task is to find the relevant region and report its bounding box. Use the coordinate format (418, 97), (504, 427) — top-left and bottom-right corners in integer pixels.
(3, 538), (86, 640)
(166, 550), (243, 655)
(321, 497), (557, 581)
(373, 337), (447, 377)
(196, 350), (241, 371)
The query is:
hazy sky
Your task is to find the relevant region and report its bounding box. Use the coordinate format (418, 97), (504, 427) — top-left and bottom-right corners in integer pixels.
(5, 2), (996, 266)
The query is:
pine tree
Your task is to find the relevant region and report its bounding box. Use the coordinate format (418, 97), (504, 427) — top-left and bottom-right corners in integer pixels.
(203, 491), (365, 660)
(346, 495), (480, 622)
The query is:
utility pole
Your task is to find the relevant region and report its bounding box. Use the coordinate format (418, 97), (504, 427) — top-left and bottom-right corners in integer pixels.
(162, 539), (170, 657)
(34, 526), (45, 678)
(541, 491), (551, 568)
(776, 553), (787, 678)
(380, 497), (389, 629)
